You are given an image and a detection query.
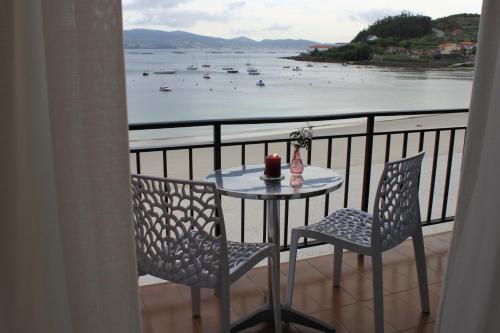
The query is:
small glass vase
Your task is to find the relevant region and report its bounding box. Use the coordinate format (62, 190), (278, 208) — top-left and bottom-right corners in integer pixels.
(290, 146), (304, 175)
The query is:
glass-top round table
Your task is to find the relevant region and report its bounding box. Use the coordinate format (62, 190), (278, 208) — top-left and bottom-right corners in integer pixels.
(206, 164), (343, 333)
(205, 164), (343, 200)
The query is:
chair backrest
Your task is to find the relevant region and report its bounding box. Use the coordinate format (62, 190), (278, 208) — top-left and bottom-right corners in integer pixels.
(372, 152), (425, 251)
(131, 174), (228, 288)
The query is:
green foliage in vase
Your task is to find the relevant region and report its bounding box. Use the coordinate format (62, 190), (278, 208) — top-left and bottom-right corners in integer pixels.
(290, 126), (313, 150)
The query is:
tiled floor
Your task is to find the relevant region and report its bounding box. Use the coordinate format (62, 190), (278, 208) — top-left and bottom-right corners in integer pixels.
(140, 231), (451, 333)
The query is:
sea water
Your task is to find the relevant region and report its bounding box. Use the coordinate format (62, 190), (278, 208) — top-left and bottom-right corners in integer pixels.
(125, 49), (473, 145)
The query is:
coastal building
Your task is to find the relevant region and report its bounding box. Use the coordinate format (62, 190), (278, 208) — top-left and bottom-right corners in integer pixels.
(460, 41), (477, 54)
(367, 34), (378, 42)
(438, 42), (461, 54)
(385, 46), (408, 55)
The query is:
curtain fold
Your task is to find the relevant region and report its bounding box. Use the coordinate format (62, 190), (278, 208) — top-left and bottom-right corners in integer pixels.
(436, 0), (500, 332)
(0, 1), (141, 332)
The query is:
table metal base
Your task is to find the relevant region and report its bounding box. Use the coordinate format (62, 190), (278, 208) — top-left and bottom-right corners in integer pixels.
(230, 304), (336, 332)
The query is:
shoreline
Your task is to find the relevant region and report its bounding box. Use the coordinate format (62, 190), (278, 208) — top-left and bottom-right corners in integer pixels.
(284, 55), (475, 69)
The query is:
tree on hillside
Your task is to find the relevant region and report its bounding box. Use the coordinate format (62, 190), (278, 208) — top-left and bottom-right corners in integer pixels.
(352, 11), (432, 43)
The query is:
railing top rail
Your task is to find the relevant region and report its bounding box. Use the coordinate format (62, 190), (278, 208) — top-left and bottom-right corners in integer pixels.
(128, 108), (469, 130)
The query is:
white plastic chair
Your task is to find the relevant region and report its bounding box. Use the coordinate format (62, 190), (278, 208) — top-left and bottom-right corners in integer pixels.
(285, 152), (430, 333)
(131, 174), (282, 333)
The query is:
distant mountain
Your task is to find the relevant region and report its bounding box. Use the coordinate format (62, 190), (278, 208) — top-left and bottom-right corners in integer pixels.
(123, 29), (318, 49)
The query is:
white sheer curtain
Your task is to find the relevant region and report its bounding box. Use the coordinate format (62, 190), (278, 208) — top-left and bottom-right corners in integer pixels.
(437, 0), (500, 332)
(0, 1), (141, 332)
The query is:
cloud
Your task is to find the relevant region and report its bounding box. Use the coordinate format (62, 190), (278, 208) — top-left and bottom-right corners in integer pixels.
(123, 0), (231, 29)
(227, 1), (246, 11)
(265, 24), (292, 31)
(124, 9), (229, 29)
(122, 0), (191, 10)
(231, 28), (257, 36)
(348, 8), (404, 23)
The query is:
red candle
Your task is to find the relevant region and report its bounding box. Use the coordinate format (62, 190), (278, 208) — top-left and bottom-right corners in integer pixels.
(264, 153), (281, 177)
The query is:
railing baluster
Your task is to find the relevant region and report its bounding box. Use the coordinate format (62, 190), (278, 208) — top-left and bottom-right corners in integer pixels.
(303, 140), (313, 246)
(441, 130), (455, 221)
(135, 152), (141, 174)
(344, 137), (352, 208)
(241, 144), (245, 243)
(418, 131), (425, 152)
(324, 138), (333, 217)
(188, 148), (193, 180)
(162, 149), (168, 177)
(385, 134), (391, 163)
(263, 142), (268, 243)
(402, 132), (408, 158)
(427, 130), (441, 223)
(284, 142), (291, 247)
(213, 124), (221, 171)
(361, 116), (375, 211)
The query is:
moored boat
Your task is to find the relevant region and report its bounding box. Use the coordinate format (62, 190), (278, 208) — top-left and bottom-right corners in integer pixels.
(159, 86), (172, 92)
(154, 69), (176, 74)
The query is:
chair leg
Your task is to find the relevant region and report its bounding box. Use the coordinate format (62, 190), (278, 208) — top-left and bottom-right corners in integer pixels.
(285, 231), (299, 307)
(412, 227), (430, 313)
(218, 284), (231, 333)
(191, 287), (201, 317)
(270, 249), (282, 333)
(372, 252), (384, 333)
(333, 245), (343, 287)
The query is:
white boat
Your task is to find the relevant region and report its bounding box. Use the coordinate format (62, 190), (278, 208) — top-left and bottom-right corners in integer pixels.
(306, 63), (314, 67)
(227, 69), (239, 73)
(292, 66), (302, 71)
(256, 80), (265, 87)
(159, 86), (172, 92)
(203, 73), (211, 79)
(154, 69), (176, 74)
(248, 71), (260, 75)
(186, 64), (198, 70)
(247, 67), (258, 73)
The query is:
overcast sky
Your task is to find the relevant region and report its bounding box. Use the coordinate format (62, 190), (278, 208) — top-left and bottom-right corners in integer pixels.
(122, 0), (483, 42)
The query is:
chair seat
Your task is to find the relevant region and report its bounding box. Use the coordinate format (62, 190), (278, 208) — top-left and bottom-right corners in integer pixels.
(227, 241), (273, 278)
(297, 208), (373, 249)
(137, 232), (272, 287)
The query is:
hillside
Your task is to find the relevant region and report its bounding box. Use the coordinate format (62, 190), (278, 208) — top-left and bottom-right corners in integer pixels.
(293, 12), (479, 68)
(123, 29), (317, 49)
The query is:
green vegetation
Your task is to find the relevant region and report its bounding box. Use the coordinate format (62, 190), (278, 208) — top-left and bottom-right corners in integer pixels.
(319, 44), (374, 61)
(352, 11), (432, 42)
(433, 13), (480, 41)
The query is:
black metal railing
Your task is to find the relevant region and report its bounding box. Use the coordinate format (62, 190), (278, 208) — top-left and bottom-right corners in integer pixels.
(129, 109), (468, 251)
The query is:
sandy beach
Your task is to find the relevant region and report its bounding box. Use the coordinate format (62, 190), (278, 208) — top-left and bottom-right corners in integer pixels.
(134, 113), (466, 285)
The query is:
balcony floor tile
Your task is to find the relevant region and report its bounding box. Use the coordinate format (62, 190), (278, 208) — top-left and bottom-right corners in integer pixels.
(139, 231), (451, 333)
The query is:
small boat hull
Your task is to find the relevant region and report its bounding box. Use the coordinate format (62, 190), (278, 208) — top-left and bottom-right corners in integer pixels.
(154, 70), (176, 74)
